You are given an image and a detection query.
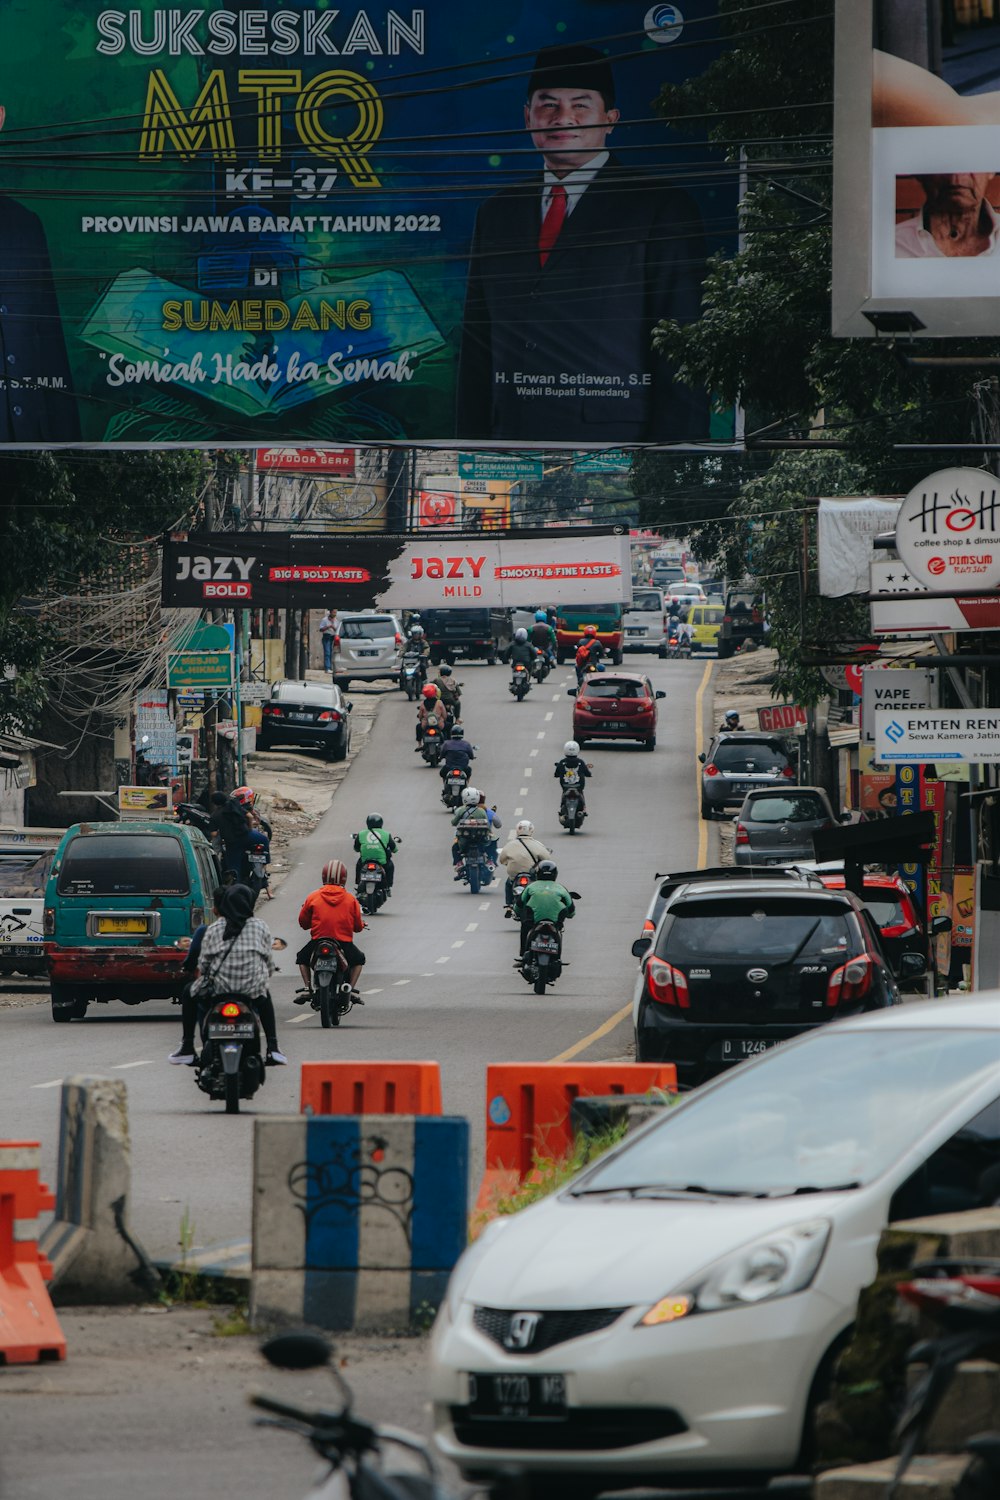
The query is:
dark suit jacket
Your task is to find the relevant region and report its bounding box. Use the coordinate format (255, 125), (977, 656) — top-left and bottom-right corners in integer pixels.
(0, 198), (79, 443)
(456, 157), (707, 443)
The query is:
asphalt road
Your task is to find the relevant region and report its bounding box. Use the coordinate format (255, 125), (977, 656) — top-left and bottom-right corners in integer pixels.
(7, 655), (715, 1262)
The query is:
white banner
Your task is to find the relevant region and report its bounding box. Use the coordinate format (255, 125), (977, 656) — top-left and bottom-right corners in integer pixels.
(817, 496), (901, 597)
(873, 708), (1000, 765)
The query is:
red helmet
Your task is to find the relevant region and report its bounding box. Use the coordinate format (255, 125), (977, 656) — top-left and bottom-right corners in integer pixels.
(421, 683), (439, 699)
(584, 624), (598, 636)
(322, 860), (348, 886)
(232, 786), (256, 806)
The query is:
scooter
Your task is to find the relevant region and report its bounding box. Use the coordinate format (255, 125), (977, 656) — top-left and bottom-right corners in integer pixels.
(505, 869), (533, 919)
(558, 766), (590, 833)
(399, 651), (427, 700)
(509, 662), (531, 701)
(456, 828), (493, 896)
(441, 766), (469, 809)
(517, 897), (579, 996)
(176, 802), (211, 836)
(195, 995), (267, 1114)
(247, 849), (270, 902)
(310, 939), (355, 1029)
(357, 860), (387, 916)
(531, 652), (550, 684)
(420, 723), (443, 766)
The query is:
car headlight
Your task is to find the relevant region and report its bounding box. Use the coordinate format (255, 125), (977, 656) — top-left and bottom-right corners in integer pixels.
(639, 1219), (831, 1327)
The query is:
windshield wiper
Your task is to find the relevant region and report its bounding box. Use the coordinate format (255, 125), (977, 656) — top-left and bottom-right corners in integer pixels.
(765, 1182), (861, 1198)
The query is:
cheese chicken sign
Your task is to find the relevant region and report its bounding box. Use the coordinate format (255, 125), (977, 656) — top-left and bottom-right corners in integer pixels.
(161, 528), (631, 609)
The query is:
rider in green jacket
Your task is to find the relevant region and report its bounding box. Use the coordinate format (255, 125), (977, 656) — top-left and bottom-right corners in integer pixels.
(353, 814), (399, 894)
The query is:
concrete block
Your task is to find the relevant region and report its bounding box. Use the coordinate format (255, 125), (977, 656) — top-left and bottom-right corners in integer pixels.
(815, 1455), (971, 1500)
(890, 1209), (1000, 1261)
(251, 1114), (468, 1332)
(570, 1093), (672, 1143)
(908, 1360), (1000, 1452)
(39, 1077), (158, 1303)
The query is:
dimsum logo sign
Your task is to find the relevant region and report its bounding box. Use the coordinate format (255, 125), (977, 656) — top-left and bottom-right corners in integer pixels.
(894, 466), (1000, 591)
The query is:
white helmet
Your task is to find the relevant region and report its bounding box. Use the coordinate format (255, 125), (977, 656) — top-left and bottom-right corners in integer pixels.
(514, 627), (528, 642)
(410, 624), (424, 638)
(515, 819), (535, 836)
(461, 786), (480, 806)
(564, 741), (580, 756)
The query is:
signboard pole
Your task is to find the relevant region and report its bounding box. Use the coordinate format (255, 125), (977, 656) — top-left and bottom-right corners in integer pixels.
(234, 612), (245, 786)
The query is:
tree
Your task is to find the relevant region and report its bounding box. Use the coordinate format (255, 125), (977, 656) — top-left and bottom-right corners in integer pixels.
(0, 449), (206, 732)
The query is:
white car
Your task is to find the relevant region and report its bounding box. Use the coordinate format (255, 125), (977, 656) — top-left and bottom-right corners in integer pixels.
(431, 999), (1000, 1498)
(622, 587), (668, 656)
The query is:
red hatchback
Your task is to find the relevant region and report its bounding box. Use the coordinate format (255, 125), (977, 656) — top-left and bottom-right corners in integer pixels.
(569, 672), (665, 749)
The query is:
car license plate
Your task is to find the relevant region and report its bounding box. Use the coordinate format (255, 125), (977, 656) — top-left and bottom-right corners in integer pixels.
(96, 915), (150, 935)
(1, 944), (38, 956)
(289, 711), (313, 722)
(626, 628), (644, 637)
(356, 648), (379, 657)
(604, 721), (628, 730)
(721, 1039), (779, 1060)
(467, 1373), (567, 1420)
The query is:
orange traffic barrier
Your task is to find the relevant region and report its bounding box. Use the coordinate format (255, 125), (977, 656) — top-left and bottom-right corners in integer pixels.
(0, 1141), (66, 1365)
(476, 1062), (677, 1215)
(300, 1061), (443, 1117)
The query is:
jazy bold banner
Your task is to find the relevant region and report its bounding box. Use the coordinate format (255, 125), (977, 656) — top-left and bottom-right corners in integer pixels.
(161, 526), (631, 608)
(0, 1), (729, 446)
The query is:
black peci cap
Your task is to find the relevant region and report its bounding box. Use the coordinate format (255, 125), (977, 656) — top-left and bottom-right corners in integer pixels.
(526, 44), (616, 108)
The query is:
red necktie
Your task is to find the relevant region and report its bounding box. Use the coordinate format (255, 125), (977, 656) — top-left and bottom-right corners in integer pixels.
(538, 184), (567, 267)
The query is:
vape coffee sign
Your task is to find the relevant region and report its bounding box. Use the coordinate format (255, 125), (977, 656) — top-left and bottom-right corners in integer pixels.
(894, 468), (1000, 592)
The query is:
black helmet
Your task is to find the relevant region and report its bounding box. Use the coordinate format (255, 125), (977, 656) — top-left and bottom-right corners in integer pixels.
(450, 725), (465, 738)
(366, 813), (383, 830)
(439, 664), (453, 676)
(535, 860), (558, 882)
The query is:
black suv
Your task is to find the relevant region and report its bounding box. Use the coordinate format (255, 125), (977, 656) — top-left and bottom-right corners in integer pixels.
(632, 880), (915, 1084)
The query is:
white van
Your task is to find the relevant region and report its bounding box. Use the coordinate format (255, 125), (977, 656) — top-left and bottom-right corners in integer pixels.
(0, 835), (59, 977)
(623, 586), (668, 655)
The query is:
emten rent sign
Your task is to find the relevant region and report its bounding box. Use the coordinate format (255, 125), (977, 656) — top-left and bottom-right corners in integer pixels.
(894, 468), (1000, 591)
(874, 709), (1000, 765)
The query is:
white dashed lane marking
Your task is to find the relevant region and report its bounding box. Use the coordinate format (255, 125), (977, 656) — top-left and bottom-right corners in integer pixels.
(552, 694), (561, 702)
(479, 903), (491, 912)
(287, 1014), (311, 1024)
(31, 1079), (63, 1090)
(451, 940), (465, 949)
(361, 988), (383, 995)
(519, 788), (528, 797)
(112, 1061), (153, 1070)
(524, 768), (533, 777)
(514, 806), (523, 816)
(544, 712), (553, 721)
(465, 923), (478, 932)
(392, 978), (411, 986)
(536, 731), (545, 739)
(435, 956), (450, 965)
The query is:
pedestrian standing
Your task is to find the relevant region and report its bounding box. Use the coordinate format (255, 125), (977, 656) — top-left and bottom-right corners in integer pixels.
(319, 606), (338, 673)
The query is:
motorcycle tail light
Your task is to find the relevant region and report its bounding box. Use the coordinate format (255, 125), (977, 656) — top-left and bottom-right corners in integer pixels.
(220, 1002), (242, 1018)
(317, 943), (333, 958)
(703, 763), (719, 777)
(366, 862), (378, 870)
(735, 823), (749, 845)
(645, 958), (690, 1009)
(826, 954), (874, 1007)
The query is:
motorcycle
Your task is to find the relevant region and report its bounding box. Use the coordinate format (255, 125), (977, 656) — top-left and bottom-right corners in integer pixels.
(252, 1329), (472, 1500)
(357, 859), (386, 917)
(196, 995), (267, 1114)
(505, 869), (533, 918)
(558, 766), (589, 833)
(456, 826), (493, 895)
(311, 939), (355, 1029)
(399, 651), (426, 700)
(247, 849), (269, 902)
(441, 766), (469, 809)
(666, 634), (692, 661)
(518, 896), (579, 995)
(509, 662), (532, 701)
(420, 723), (443, 766)
(176, 802), (211, 836)
(531, 652), (550, 684)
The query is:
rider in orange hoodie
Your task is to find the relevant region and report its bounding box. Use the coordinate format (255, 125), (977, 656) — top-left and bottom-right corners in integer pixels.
(295, 859), (366, 1003)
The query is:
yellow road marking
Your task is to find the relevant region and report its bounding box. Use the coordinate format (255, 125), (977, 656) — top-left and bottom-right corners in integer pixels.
(547, 659), (716, 1064)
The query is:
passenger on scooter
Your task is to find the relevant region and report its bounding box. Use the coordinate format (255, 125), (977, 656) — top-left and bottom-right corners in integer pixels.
(507, 628), (538, 669)
(529, 610), (557, 662)
(478, 789), (502, 864)
(416, 682), (448, 745)
(295, 859), (366, 1005)
(518, 860), (575, 957)
(499, 819), (552, 913)
(554, 741), (592, 810)
(169, 884), (286, 1066)
(574, 626), (604, 683)
(431, 663), (462, 716)
(451, 786), (491, 878)
(353, 813), (399, 894)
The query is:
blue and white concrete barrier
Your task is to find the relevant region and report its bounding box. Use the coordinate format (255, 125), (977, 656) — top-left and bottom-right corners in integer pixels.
(251, 1114), (469, 1333)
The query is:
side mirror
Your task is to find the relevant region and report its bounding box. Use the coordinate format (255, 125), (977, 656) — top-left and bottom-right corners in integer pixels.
(631, 936), (652, 958)
(569, 891), (582, 901)
(346, 702), (354, 713)
(655, 691), (666, 700)
(930, 914), (953, 936)
(898, 951), (928, 981)
(698, 752), (706, 764)
(567, 688), (577, 697)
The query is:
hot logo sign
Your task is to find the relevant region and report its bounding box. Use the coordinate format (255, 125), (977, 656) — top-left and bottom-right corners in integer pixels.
(894, 466), (1000, 591)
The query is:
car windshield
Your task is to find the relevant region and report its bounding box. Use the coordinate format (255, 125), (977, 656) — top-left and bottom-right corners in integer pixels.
(632, 594), (661, 612)
(713, 743), (787, 771)
(865, 896), (909, 928)
(659, 899), (852, 963)
(57, 835), (189, 896)
(582, 680), (643, 699)
(573, 1029), (1000, 1196)
(746, 794), (828, 824)
(340, 618), (396, 640)
(275, 683), (337, 705)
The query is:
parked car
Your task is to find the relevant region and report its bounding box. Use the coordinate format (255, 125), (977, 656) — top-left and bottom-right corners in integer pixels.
(808, 866), (950, 987)
(431, 1000), (1000, 1494)
(0, 838), (58, 977)
(555, 604), (624, 666)
(631, 879), (909, 1080)
(259, 679), (352, 761)
(733, 786), (844, 867)
(717, 587), (767, 659)
(687, 602), (724, 653)
(699, 732), (794, 819)
(44, 822), (221, 1023)
(622, 587), (668, 656)
(568, 672), (665, 750)
(331, 611), (402, 686)
(418, 607), (510, 665)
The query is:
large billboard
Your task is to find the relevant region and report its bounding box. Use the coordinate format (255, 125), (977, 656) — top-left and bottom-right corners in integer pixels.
(0, 1), (731, 447)
(161, 526), (631, 608)
(834, 0), (1000, 336)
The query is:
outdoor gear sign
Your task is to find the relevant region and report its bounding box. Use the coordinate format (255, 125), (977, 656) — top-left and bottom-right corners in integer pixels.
(160, 528), (631, 609)
(0, 0), (730, 447)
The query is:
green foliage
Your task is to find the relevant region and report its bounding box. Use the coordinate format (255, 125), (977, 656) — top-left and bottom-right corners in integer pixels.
(0, 449), (206, 734)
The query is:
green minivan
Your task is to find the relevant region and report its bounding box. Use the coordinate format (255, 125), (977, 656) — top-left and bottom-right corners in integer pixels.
(44, 821), (221, 1023)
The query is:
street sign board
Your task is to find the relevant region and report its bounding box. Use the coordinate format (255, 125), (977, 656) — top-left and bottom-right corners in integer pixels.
(458, 454), (543, 482)
(870, 558), (1000, 635)
(571, 450), (632, 473)
(893, 467), (1000, 593)
(258, 449), (355, 476)
(757, 704), (806, 732)
(861, 667), (937, 745)
(118, 786), (173, 820)
(166, 650), (234, 690)
(873, 708), (1000, 764)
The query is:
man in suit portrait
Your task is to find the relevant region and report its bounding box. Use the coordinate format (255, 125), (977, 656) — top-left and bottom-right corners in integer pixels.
(457, 44), (708, 444)
(0, 104), (79, 443)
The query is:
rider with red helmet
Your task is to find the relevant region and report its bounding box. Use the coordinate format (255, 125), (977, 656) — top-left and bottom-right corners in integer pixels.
(295, 859), (366, 1003)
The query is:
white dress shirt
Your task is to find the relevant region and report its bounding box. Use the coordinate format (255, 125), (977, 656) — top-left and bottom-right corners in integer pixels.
(895, 201), (1000, 258)
(541, 151), (610, 222)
